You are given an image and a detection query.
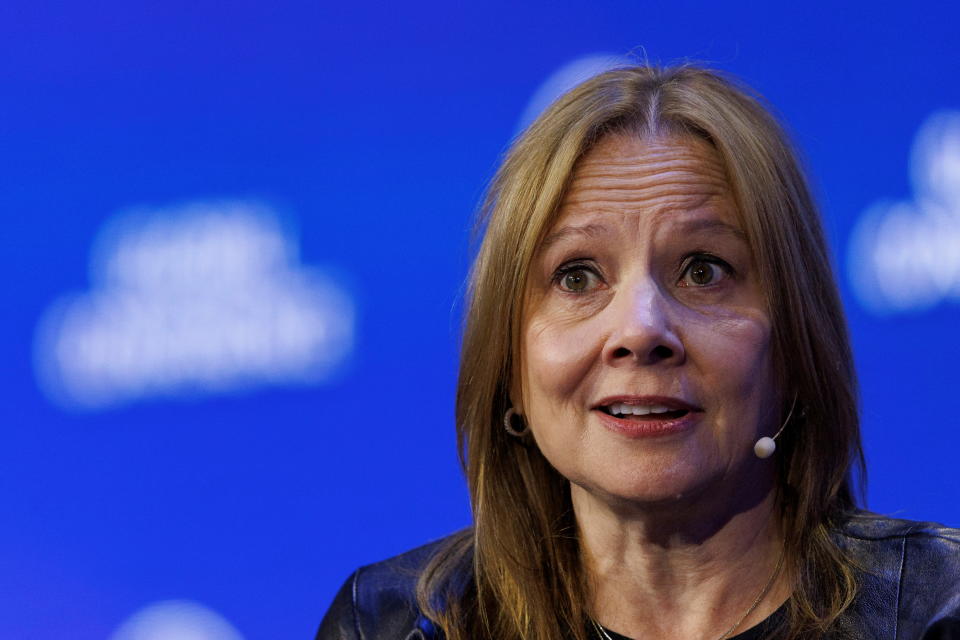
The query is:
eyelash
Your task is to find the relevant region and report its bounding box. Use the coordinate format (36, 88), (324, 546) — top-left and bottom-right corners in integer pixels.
(550, 253), (735, 294)
(552, 260), (601, 294)
(677, 253), (735, 287)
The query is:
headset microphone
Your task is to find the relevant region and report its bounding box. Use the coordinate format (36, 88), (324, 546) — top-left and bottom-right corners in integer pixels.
(754, 395), (799, 459)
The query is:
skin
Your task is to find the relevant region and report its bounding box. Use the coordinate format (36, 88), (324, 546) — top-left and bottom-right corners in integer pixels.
(518, 133), (791, 639)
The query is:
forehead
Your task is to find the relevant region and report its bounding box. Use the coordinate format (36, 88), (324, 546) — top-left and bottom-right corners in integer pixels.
(551, 133), (737, 232)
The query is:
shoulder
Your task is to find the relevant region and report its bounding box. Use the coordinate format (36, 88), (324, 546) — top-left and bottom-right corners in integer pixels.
(838, 510), (960, 544)
(830, 510), (960, 639)
(316, 534), (464, 640)
(835, 510), (960, 584)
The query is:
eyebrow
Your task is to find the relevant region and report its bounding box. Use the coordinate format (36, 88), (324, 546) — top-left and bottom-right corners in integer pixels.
(538, 223), (610, 251)
(676, 218), (748, 242)
(538, 218), (748, 252)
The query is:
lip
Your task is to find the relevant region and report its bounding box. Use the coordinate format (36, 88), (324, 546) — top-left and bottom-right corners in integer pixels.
(591, 395), (703, 439)
(592, 395), (702, 412)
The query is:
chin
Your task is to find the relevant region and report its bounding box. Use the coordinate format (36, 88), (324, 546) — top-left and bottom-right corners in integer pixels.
(573, 462), (721, 511)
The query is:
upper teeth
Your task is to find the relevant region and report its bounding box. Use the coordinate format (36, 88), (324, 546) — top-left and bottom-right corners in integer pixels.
(609, 403), (672, 416)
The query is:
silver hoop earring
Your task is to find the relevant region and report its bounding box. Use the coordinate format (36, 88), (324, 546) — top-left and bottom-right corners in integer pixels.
(503, 408), (529, 437)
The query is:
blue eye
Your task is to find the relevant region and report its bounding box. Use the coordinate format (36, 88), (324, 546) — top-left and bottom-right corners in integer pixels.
(679, 257), (731, 287)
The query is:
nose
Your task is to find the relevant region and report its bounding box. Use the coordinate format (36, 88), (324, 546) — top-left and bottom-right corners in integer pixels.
(602, 280), (685, 367)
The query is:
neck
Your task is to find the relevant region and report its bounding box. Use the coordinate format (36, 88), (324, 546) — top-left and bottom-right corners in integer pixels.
(575, 482), (790, 640)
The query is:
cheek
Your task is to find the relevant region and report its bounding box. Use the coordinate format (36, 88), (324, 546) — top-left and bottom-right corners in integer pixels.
(705, 312), (770, 370)
(521, 313), (601, 407)
(688, 308), (775, 430)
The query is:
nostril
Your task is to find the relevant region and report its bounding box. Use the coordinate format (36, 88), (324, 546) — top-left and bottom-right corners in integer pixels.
(652, 345), (673, 360)
(609, 344), (679, 363)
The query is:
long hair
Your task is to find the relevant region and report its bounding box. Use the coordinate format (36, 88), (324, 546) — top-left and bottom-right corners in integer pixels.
(417, 64), (865, 640)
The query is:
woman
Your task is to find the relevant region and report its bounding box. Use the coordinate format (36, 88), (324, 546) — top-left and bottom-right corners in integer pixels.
(317, 65), (960, 640)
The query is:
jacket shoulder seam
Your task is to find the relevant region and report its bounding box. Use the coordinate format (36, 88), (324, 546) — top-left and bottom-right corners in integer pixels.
(352, 567), (365, 640)
(895, 534), (906, 640)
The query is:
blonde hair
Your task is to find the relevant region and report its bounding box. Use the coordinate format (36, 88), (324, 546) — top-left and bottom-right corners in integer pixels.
(418, 64), (865, 640)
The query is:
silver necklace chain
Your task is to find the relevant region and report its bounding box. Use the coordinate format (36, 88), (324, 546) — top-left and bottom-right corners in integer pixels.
(590, 549), (785, 640)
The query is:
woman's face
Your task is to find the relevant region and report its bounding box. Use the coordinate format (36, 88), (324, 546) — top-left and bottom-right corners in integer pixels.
(519, 133), (778, 510)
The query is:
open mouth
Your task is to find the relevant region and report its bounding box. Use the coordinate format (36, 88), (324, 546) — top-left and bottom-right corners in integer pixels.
(598, 403), (689, 420)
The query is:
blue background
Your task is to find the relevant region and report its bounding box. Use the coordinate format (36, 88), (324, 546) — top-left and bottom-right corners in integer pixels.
(2, 1), (959, 638)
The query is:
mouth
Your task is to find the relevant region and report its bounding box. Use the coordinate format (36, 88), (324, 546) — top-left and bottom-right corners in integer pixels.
(597, 403), (690, 421)
(591, 396), (701, 438)
(591, 395), (701, 422)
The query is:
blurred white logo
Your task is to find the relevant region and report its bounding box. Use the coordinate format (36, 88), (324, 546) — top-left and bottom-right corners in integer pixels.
(110, 600), (244, 640)
(517, 53), (632, 134)
(848, 111), (960, 313)
(34, 200), (354, 410)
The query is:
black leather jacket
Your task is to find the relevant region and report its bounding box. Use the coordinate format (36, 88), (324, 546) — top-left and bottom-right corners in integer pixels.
(316, 512), (960, 639)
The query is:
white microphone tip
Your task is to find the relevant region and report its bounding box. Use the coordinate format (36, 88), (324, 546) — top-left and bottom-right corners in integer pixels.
(754, 437), (776, 459)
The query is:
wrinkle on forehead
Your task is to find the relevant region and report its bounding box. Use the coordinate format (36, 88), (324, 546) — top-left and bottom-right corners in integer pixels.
(561, 135), (731, 211)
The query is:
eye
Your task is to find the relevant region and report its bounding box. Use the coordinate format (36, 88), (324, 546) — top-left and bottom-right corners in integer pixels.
(678, 256), (732, 287)
(554, 263), (602, 293)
